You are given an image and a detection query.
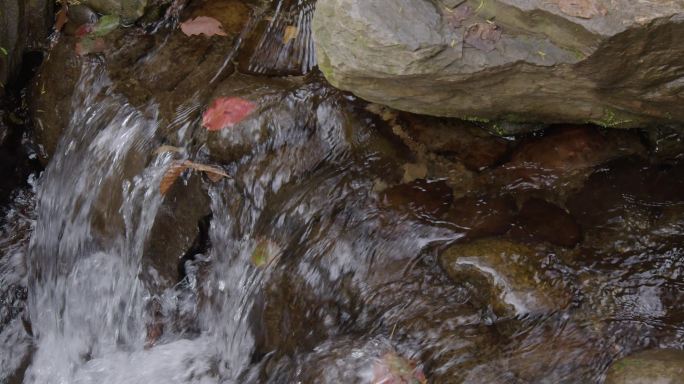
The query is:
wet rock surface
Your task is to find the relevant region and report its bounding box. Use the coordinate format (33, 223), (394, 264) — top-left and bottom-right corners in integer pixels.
(605, 349), (684, 384)
(440, 238), (573, 316)
(3, 0), (684, 383)
(313, 0), (684, 127)
(0, 0), (52, 93)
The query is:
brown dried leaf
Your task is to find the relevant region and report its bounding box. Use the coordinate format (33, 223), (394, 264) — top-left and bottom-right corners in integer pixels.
(154, 145), (184, 155)
(55, 6), (69, 32)
(185, 161), (229, 180)
(554, 0), (606, 18)
(464, 23), (502, 52)
(206, 172), (223, 183)
(180, 16), (228, 37)
(160, 161), (189, 195)
(283, 25), (298, 44)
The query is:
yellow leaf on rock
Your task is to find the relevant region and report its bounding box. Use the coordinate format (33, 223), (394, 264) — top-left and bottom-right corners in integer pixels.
(251, 239), (281, 268)
(283, 25), (298, 44)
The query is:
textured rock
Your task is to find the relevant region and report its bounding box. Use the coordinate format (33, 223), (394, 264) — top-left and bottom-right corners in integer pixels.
(605, 349), (684, 384)
(82, 0), (148, 23)
(313, 0), (684, 127)
(29, 37), (82, 163)
(0, 0), (52, 92)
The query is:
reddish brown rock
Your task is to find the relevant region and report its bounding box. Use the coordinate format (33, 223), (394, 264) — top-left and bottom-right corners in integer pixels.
(447, 194), (517, 238)
(381, 179), (454, 219)
(509, 198), (581, 247)
(400, 113), (511, 171)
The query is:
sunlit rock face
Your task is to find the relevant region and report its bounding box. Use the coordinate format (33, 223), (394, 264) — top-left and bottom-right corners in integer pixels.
(313, 0), (684, 127)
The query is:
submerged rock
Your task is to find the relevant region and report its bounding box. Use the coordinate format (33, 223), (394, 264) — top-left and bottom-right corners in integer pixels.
(510, 198), (581, 247)
(447, 194), (517, 239)
(440, 238), (572, 316)
(399, 113), (511, 171)
(63, 5), (100, 36)
(313, 0), (684, 127)
(605, 349), (684, 384)
(484, 125), (645, 192)
(82, 0), (148, 23)
(237, 0), (317, 76)
(381, 179), (454, 219)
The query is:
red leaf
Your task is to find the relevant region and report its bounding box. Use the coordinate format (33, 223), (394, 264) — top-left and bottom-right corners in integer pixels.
(202, 97), (257, 131)
(75, 24), (93, 37)
(180, 16), (228, 37)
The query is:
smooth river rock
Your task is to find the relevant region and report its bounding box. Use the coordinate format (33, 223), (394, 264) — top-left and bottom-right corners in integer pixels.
(313, 0), (684, 127)
(605, 349), (684, 384)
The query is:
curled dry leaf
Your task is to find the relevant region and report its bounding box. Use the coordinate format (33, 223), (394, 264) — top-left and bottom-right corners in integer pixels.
(184, 161), (229, 180)
(464, 22), (502, 52)
(54, 6), (69, 32)
(160, 161), (188, 195)
(160, 160), (229, 195)
(554, 0), (606, 18)
(180, 16), (228, 37)
(202, 97), (257, 131)
(154, 145), (184, 155)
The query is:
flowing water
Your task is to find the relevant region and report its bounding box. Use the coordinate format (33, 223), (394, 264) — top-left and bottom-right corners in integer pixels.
(1, 0), (684, 383)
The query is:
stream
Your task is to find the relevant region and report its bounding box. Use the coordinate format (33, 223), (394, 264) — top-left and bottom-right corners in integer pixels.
(1, 0), (684, 383)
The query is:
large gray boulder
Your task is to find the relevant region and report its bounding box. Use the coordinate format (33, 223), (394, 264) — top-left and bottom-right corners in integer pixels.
(313, 0), (684, 128)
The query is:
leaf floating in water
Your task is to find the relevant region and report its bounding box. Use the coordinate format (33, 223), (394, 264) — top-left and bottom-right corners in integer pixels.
(160, 160), (229, 195)
(464, 22), (502, 52)
(160, 161), (188, 195)
(184, 161), (229, 181)
(554, 0), (606, 18)
(180, 16), (228, 37)
(92, 15), (120, 37)
(251, 239), (281, 268)
(372, 352), (427, 384)
(202, 97), (257, 131)
(282, 25), (299, 44)
(154, 145), (184, 155)
(73, 15), (118, 55)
